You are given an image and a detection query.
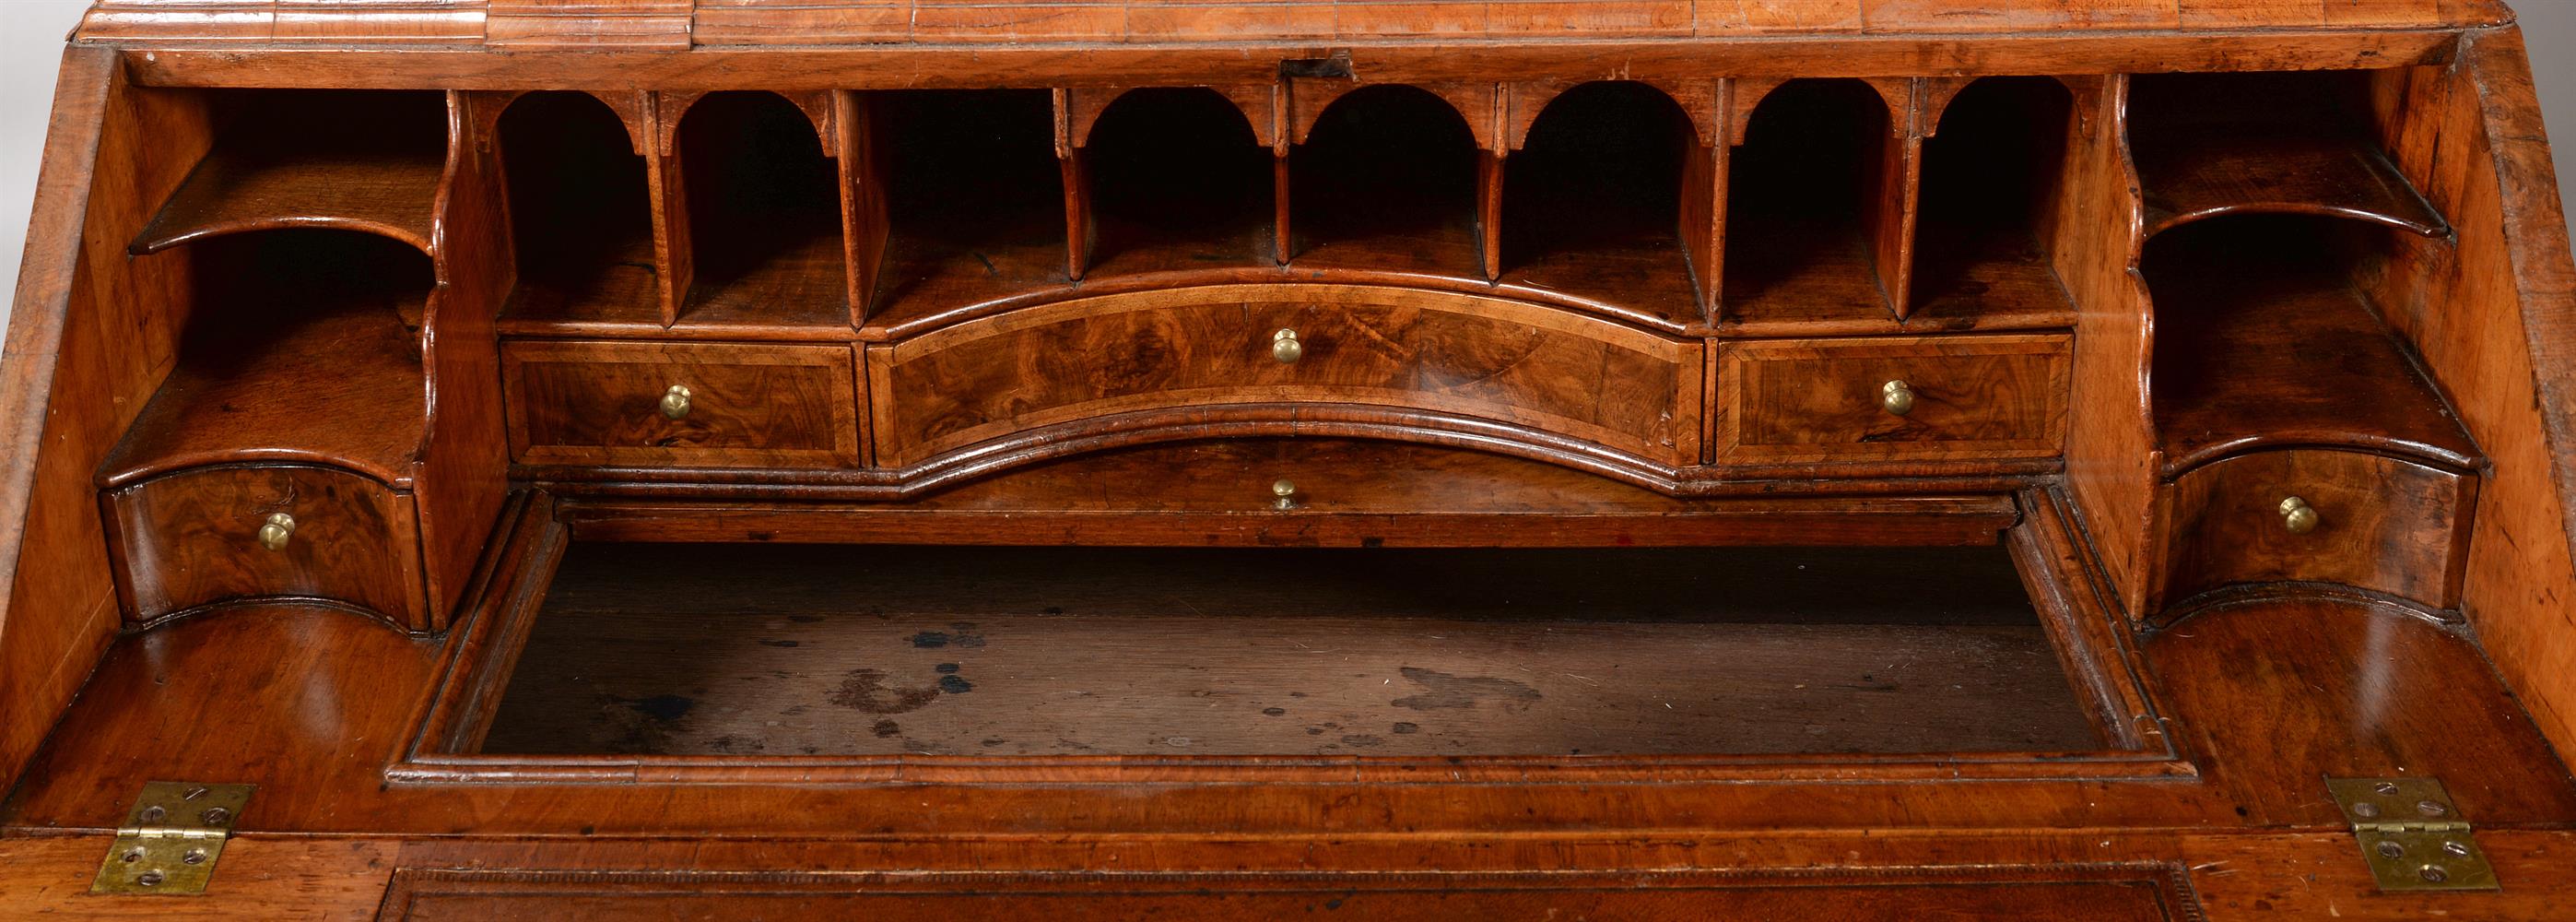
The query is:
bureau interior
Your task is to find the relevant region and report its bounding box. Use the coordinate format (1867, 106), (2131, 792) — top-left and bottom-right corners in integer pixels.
(459, 540), (2113, 759)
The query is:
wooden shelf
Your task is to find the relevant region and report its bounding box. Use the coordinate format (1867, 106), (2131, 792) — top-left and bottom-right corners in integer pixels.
(2144, 216), (2478, 476)
(100, 231), (432, 488)
(1721, 79), (1897, 326)
(2132, 71), (2447, 240)
(131, 90), (449, 256)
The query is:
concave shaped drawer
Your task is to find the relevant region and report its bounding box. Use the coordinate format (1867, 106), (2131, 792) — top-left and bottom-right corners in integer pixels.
(865, 288), (1703, 467)
(103, 463), (426, 624)
(2151, 449), (2476, 612)
(502, 340), (862, 469)
(1714, 335), (2070, 463)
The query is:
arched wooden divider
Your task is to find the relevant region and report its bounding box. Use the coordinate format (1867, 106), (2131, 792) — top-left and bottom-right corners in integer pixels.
(1911, 77), (2080, 320)
(1286, 84), (1490, 278)
(1497, 80), (1711, 326)
(1066, 87), (1278, 275)
(487, 91), (660, 325)
(1721, 78), (1906, 324)
(660, 90), (849, 328)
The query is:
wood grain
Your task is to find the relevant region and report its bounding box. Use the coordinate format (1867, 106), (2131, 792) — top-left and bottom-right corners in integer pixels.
(1715, 334), (2070, 464)
(104, 464), (429, 627)
(868, 285), (1702, 467)
(502, 340), (862, 468)
(2150, 449), (2475, 616)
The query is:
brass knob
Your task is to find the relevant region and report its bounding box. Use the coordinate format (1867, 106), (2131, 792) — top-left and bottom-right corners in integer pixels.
(1880, 379), (1916, 417)
(1272, 479), (1299, 510)
(2280, 496), (2320, 535)
(256, 513), (296, 551)
(1271, 328), (1303, 363)
(659, 384), (692, 420)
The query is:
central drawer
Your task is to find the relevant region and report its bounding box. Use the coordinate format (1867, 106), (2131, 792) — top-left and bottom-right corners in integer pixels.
(502, 341), (863, 469)
(865, 288), (1705, 467)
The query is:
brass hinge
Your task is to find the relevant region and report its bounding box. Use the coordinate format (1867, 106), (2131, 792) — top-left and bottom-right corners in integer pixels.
(2325, 777), (2499, 892)
(89, 782), (253, 895)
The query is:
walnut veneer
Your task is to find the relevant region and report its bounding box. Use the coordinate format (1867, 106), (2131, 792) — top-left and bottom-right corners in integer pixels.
(5, 1), (2576, 917)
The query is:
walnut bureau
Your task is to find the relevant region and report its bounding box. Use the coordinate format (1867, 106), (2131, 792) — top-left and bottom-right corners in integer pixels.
(6, 1), (2576, 917)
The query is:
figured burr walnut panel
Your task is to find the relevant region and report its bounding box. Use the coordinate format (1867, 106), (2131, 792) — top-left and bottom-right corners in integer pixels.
(866, 285), (1703, 467)
(2150, 449), (2476, 615)
(1714, 334), (2070, 463)
(502, 341), (861, 469)
(103, 464), (428, 626)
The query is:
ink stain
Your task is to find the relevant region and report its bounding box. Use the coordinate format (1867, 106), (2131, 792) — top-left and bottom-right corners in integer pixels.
(1339, 734), (1383, 748)
(910, 622), (988, 649)
(1262, 707), (1288, 716)
(1306, 727), (1325, 736)
(1390, 668), (1543, 711)
(935, 663), (961, 674)
(758, 639), (800, 648)
(910, 632), (950, 648)
(829, 668), (941, 714)
(871, 719), (902, 738)
(1392, 722), (1420, 734)
(627, 694), (696, 721)
(936, 675), (975, 694)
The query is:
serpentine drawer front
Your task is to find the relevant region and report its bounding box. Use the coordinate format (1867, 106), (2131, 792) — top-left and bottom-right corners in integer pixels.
(865, 287), (1704, 467)
(102, 464), (428, 625)
(2150, 449), (2476, 613)
(1713, 335), (2072, 464)
(502, 340), (863, 470)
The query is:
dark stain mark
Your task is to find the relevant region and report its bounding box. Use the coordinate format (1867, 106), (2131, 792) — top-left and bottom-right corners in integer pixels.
(1289, 692), (1309, 698)
(935, 663), (961, 674)
(1339, 735), (1383, 748)
(829, 668), (942, 714)
(748, 531), (776, 541)
(788, 614), (824, 623)
(871, 719), (902, 738)
(1324, 898), (1346, 910)
(911, 632), (950, 648)
(781, 705), (808, 716)
(1359, 537), (1384, 549)
(911, 623), (988, 649)
(1392, 722), (1420, 734)
(705, 734), (765, 754)
(627, 694), (696, 721)
(936, 675), (975, 694)
(1042, 607), (1065, 615)
(1305, 727), (1325, 736)
(1390, 668), (1543, 711)
(982, 738), (1006, 747)
(759, 639), (800, 648)
(949, 622), (988, 647)
(1262, 707), (1288, 716)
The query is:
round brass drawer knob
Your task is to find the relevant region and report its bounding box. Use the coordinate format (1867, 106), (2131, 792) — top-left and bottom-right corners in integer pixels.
(256, 513), (296, 552)
(659, 384), (693, 420)
(2280, 495), (2321, 535)
(1271, 328), (1303, 364)
(1272, 479), (1299, 510)
(1880, 379), (1916, 417)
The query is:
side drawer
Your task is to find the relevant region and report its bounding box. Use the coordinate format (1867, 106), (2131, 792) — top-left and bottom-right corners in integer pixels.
(2152, 449), (2476, 611)
(1714, 335), (2070, 464)
(868, 288), (1703, 467)
(502, 341), (862, 469)
(105, 464), (426, 624)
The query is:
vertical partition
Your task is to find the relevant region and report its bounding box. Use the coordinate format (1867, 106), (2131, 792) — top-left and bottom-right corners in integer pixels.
(673, 91), (845, 328)
(1721, 79), (1904, 327)
(1071, 88), (1276, 278)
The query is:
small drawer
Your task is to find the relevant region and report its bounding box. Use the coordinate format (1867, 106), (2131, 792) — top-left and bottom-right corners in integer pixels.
(105, 464), (427, 624)
(2152, 449), (2476, 611)
(1714, 335), (2071, 463)
(868, 287), (1704, 467)
(503, 341), (862, 469)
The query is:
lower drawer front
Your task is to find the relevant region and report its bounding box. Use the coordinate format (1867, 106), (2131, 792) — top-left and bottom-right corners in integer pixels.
(1716, 335), (2070, 463)
(868, 289), (1703, 467)
(503, 341), (862, 469)
(2155, 450), (2475, 610)
(107, 464), (425, 623)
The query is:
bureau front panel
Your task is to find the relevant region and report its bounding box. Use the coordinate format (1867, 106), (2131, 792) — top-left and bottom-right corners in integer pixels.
(1714, 335), (2071, 464)
(867, 288), (1703, 467)
(502, 341), (863, 469)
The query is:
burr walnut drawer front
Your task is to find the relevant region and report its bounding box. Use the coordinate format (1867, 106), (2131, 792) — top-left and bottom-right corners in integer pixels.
(502, 341), (862, 469)
(2152, 449), (2476, 612)
(104, 464), (427, 625)
(1714, 335), (2071, 463)
(866, 288), (1705, 467)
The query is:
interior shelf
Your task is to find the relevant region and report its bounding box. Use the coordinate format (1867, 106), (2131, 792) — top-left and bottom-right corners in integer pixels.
(1500, 81), (1704, 330)
(678, 91), (850, 329)
(1911, 77), (2077, 323)
(478, 540), (2101, 758)
(99, 230), (434, 488)
(1286, 85), (1487, 280)
(130, 89), (449, 256)
(495, 91), (660, 332)
(2131, 70), (2448, 241)
(1080, 88), (1276, 278)
(1720, 79), (1897, 326)
(2143, 214), (2477, 476)
(862, 89), (1069, 334)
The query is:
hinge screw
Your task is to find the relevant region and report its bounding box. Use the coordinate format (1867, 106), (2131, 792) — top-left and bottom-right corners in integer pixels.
(2351, 801), (2382, 819)
(2377, 841), (2405, 857)
(135, 870), (163, 887)
(2421, 866), (2450, 883)
(2442, 841), (2472, 857)
(182, 847), (208, 866)
(137, 806), (166, 823)
(198, 808), (229, 824)
(2417, 799), (2449, 817)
